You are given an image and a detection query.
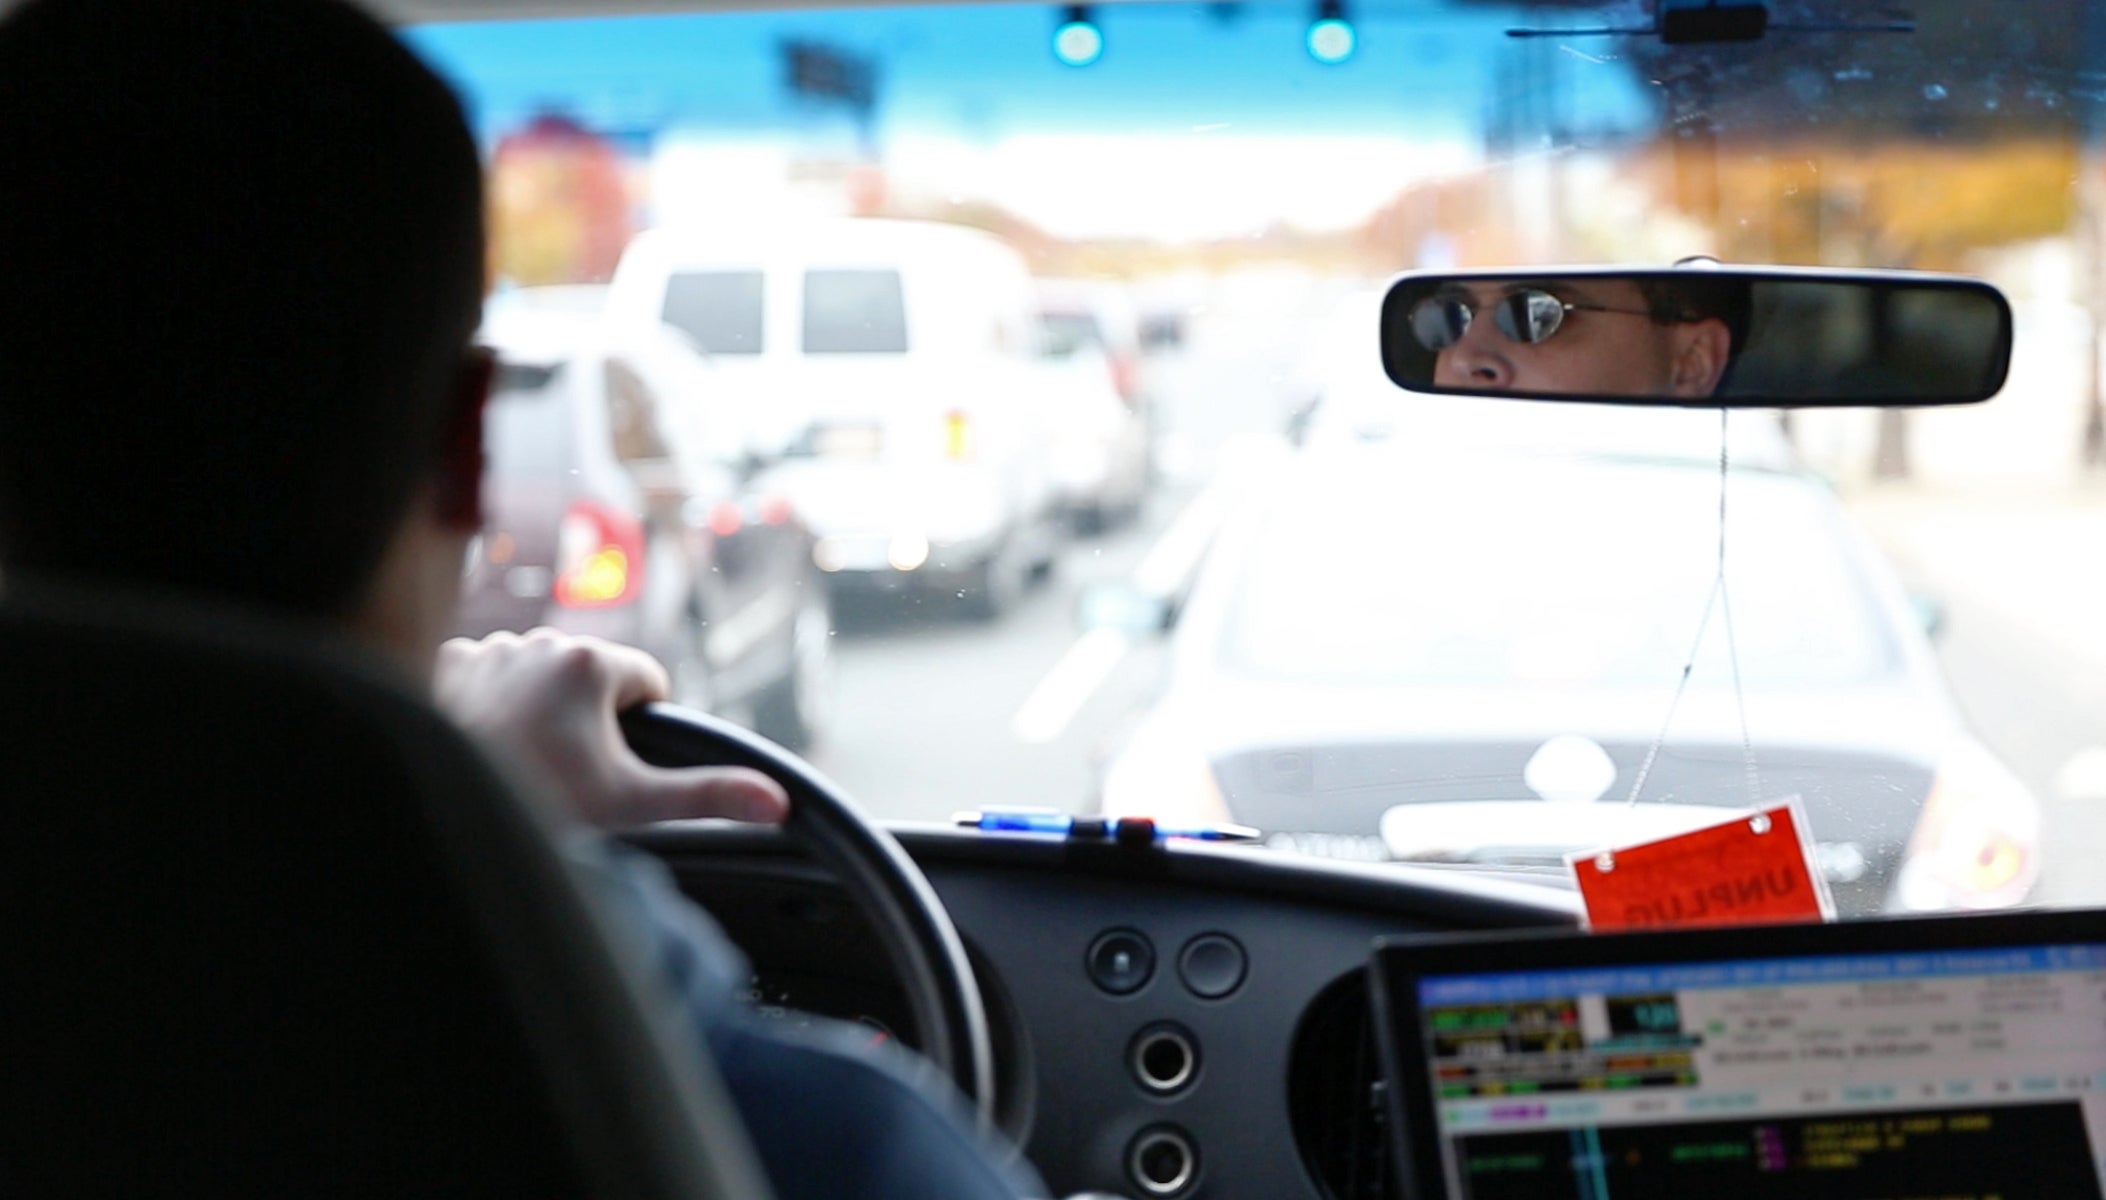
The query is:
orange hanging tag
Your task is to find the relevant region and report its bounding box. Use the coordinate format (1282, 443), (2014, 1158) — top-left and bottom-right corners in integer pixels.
(1567, 800), (1833, 931)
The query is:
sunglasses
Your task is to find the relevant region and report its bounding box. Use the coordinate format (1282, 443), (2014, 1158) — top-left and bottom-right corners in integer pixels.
(1408, 288), (1657, 351)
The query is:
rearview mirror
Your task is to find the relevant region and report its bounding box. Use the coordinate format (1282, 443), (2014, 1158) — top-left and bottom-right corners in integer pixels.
(1379, 267), (2012, 408)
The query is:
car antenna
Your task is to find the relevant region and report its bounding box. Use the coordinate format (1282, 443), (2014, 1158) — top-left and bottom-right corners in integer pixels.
(1505, 1), (1915, 44)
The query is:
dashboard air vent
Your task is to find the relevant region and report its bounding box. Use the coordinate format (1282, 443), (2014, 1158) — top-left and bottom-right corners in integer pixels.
(1288, 969), (1395, 1200)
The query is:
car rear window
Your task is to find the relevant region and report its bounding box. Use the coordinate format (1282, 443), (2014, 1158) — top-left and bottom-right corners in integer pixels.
(803, 268), (907, 353)
(1038, 310), (1102, 358)
(662, 270), (764, 355)
(484, 362), (574, 478)
(1225, 458), (1899, 689)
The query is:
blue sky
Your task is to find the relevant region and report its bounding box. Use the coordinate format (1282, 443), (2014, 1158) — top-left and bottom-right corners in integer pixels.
(408, 3), (1655, 146)
(405, 2), (1659, 237)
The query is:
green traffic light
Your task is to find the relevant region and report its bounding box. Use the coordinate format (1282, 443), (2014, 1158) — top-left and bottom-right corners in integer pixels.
(1306, 16), (1355, 63)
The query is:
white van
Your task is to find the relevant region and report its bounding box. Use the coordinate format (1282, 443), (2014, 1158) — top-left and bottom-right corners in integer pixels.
(606, 218), (1065, 617)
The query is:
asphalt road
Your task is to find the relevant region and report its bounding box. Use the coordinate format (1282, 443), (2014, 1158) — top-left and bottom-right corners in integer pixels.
(808, 487), (1187, 822)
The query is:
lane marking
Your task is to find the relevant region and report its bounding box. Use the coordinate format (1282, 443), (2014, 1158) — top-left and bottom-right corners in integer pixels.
(1133, 482), (1229, 596)
(1009, 485), (1229, 745)
(1010, 628), (1131, 744)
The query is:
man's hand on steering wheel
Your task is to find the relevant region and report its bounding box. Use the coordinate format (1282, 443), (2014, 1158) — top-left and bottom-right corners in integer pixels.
(437, 627), (994, 1116)
(435, 628), (790, 829)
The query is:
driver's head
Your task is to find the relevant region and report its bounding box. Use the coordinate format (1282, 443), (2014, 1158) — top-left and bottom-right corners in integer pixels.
(1430, 276), (1744, 399)
(0, 0), (488, 671)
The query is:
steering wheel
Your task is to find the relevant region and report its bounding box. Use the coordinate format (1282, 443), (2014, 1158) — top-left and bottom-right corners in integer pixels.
(619, 701), (995, 1120)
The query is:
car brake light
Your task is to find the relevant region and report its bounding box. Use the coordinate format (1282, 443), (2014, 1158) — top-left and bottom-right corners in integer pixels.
(1111, 353), (1139, 407)
(554, 500), (644, 608)
(943, 409), (973, 461)
(707, 501), (744, 538)
(1895, 740), (2040, 911)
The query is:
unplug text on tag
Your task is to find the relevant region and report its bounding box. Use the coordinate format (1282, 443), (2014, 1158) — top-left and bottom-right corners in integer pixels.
(1569, 800), (1834, 931)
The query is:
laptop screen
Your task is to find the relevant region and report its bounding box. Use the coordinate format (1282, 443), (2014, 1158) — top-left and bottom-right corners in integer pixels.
(1370, 911), (2106, 1200)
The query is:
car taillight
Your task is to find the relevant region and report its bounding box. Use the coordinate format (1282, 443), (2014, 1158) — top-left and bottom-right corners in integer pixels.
(943, 409), (973, 461)
(1111, 353), (1139, 407)
(554, 500), (644, 608)
(1894, 740), (2041, 912)
(707, 501), (743, 538)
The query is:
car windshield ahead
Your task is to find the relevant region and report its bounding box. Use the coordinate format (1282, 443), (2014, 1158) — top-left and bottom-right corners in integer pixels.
(408, 0), (2106, 917)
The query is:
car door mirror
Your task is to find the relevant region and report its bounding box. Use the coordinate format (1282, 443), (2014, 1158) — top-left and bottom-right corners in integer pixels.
(1909, 591), (1948, 642)
(1077, 582), (1176, 637)
(1379, 266), (2012, 407)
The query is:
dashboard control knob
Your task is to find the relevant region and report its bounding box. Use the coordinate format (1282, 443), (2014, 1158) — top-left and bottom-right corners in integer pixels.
(1087, 929), (1156, 995)
(1178, 933), (1247, 999)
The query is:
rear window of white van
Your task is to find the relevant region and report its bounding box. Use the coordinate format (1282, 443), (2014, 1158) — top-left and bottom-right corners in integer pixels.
(803, 269), (907, 353)
(485, 362), (575, 479)
(662, 271), (764, 355)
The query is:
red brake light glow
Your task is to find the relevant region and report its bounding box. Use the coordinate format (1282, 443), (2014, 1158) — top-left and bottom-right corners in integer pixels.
(554, 500), (645, 608)
(1111, 353), (1139, 407)
(708, 501), (744, 538)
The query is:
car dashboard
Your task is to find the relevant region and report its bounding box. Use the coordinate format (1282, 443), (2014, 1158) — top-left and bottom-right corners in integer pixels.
(626, 823), (1579, 1200)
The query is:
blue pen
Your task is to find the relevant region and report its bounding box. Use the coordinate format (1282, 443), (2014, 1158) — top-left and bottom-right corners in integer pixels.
(955, 809), (1262, 843)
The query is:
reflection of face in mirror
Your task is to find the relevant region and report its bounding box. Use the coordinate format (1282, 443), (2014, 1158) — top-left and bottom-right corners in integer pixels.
(1422, 279), (1737, 399)
(1384, 269), (2010, 406)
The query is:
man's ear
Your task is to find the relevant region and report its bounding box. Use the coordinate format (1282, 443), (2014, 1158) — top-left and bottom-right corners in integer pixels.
(434, 346), (493, 531)
(1670, 319), (1733, 398)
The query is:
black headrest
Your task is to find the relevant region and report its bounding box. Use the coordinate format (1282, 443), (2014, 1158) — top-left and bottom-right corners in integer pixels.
(0, 583), (766, 1198)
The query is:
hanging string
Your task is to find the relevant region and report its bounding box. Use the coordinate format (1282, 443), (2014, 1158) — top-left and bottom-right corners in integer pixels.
(1625, 406), (1758, 806)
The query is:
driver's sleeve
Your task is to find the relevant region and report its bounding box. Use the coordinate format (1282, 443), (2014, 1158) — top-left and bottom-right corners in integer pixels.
(563, 834), (1048, 1200)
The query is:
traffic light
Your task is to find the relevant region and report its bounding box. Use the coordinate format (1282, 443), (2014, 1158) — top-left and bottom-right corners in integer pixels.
(1306, 0), (1355, 64)
(1053, 5), (1104, 67)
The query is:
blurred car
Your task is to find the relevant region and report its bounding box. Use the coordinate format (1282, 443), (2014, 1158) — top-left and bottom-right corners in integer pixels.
(1097, 433), (2040, 917)
(606, 217), (1067, 618)
(1035, 278), (1155, 532)
(459, 309), (832, 748)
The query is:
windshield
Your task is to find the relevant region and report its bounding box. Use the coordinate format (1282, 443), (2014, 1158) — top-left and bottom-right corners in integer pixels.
(409, 0), (2103, 918)
(1038, 312), (1102, 358)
